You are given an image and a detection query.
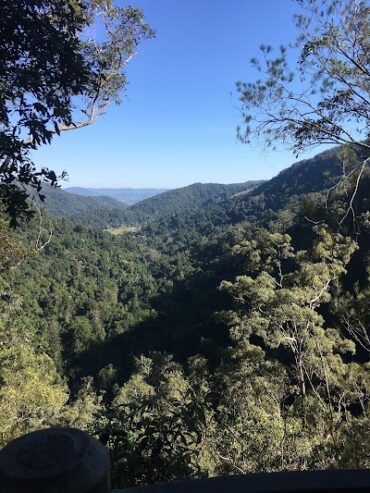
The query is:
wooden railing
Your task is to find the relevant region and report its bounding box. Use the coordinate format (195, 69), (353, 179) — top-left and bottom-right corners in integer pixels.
(0, 428), (369, 493)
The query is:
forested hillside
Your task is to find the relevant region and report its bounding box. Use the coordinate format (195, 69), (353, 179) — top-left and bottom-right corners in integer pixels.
(66, 187), (168, 205)
(128, 181), (262, 219)
(1, 145), (369, 487)
(34, 185), (128, 219)
(38, 149), (344, 230)
(39, 180), (263, 227)
(35, 148), (346, 233)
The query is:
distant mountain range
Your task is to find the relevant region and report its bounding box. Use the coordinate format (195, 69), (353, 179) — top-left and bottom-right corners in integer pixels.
(65, 187), (169, 205)
(37, 147), (346, 229)
(37, 181), (263, 227)
(31, 185), (127, 220)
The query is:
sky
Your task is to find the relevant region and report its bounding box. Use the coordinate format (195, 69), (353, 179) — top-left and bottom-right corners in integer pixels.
(35, 0), (325, 189)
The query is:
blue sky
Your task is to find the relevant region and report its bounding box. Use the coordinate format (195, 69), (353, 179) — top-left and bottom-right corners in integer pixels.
(35, 0), (325, 189)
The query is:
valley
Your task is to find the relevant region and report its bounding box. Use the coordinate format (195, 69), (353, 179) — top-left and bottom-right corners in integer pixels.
(2, 147), (369, 487)
(1, 0), (368, 489)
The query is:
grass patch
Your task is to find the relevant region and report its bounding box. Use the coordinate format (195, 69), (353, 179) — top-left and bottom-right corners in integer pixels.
(105, 225), (139, 236)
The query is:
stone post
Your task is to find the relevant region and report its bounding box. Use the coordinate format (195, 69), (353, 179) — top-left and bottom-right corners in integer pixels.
(0, 427), (110, 493)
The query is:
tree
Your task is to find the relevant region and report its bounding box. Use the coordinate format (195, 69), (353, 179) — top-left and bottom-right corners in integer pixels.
(0, 342), (68, 447)
(0, 216), (25, 270)
(0, 0), (153, 225)
(0, 273), (103, 446)
(236, 0), (370, 182)
(212, 344), (288, 474)
(101, 354), (211, 488)
(217, 227), (369, 469)
(335, 274), (370, 355)
(0, 277), (67, 446)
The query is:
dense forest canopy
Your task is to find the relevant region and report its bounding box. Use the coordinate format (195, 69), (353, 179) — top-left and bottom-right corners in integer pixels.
(0, 0), (369, 489)
(1, 145), (370, 486)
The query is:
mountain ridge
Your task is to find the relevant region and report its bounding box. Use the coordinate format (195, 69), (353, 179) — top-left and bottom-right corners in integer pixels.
(33, 185), (127, 220)
(65, 187), (169, 205)
(39, 146), (345, 228)
(128, 181), (263, 220)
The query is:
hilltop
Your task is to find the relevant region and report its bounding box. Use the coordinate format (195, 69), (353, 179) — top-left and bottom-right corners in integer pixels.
(32, 185), (127, 221)
(38, 148), (344, 229)
(65, 187), (168, 205)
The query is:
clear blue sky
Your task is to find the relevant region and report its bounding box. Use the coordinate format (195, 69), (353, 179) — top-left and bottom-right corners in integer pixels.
(35, 0), (324, 189)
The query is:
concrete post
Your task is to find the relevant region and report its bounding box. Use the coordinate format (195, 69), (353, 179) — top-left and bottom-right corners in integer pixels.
(0, 427), (110, 493)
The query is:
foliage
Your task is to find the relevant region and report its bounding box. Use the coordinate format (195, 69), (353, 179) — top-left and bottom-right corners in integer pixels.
(0, 0), (153, 225)
(237, 0), (370, 158)
(217, 227), (368, 470)
(102, 354), (211, 487)
(0, 146), (369, 484)
(2, 0), (369, 483)
(0, 250), (103, 446)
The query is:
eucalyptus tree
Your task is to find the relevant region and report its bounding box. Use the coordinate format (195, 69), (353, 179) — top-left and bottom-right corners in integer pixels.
(238, 0), (369, 153)
(0, 0), (153, 225)
(236, 0), (370, 217)
(217, 227), (368, 469)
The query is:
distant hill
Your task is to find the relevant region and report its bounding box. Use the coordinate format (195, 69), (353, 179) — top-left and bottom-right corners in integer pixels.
(124, 148), (345, 224)
(32, 185), (127, 220)
(129, 181), (262, 220)
(40, 181), (262, 227)
(238, 147), (343, 210)
(38, 147), (345, 228)
(65, 187), (168, 205)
